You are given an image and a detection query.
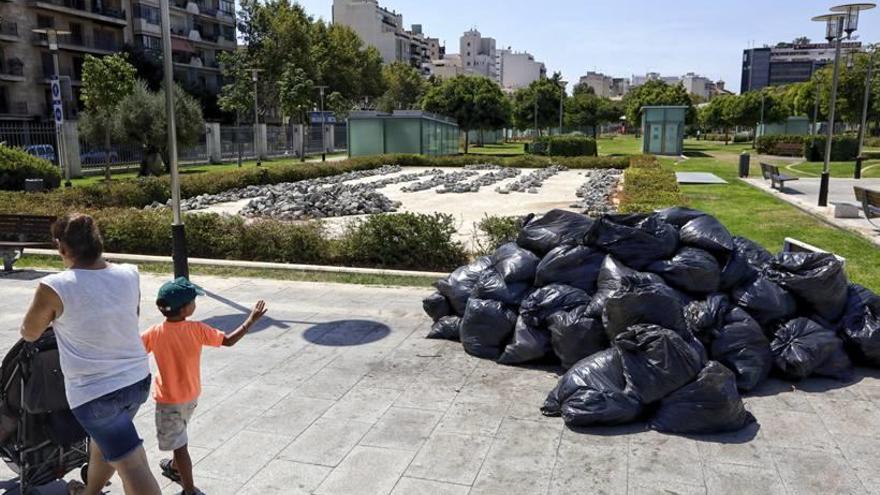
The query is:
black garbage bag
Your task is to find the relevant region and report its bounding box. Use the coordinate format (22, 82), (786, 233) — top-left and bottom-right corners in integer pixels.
(459, 298), (518, 359)
(616, 324), (707, 404)
(498, 317), (553, 365)
(683, 294), (731, 345)
(765, 252), (849, 322)
(436, 256), (494, 315)
(541, 348), (643, 426)
(427, 316), (461, 341)
(719, 248), (757, 291)
(602, 278), (687, 340)
(733, 236), (773, 271)
(586, 256), (666, 318)
(732, 277), (797, 329)
(519, 284), (591, 327)
(647, 247), (721, 294)
(492, 242), (541, 283)
(654, 206), (708, 228)
(517, 209), (593, 256)
(840, 284), (880, 365)
(584, 214), (679, 270)
(770, 317), (853, 380)
(547, 306), (608, 369)
(679, 215), (735, 253)
(423, 292), (452, 321)
(649, 361), (755, 434)
(711, 308), (772, 391)
(471, 269), (531, 306)
(534, 244), (605, 292)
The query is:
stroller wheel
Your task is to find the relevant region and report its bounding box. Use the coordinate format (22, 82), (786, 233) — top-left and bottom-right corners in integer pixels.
(81, 463), (89, 483)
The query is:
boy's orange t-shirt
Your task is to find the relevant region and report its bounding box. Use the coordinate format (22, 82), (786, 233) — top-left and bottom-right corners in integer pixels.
(141, 321), (225, 405)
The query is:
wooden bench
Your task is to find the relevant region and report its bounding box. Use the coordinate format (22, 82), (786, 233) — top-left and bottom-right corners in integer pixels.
(0, 215), (56, 272)
(760, 163), (800, 192)
(772, 142), (804, 157)
(854, 186), (880, 229)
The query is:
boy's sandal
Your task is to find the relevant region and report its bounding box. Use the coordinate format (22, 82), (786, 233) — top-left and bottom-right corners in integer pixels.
(160, 458), (182, 483)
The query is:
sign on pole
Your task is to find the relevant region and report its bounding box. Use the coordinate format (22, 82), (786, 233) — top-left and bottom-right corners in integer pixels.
(50, 77), (63, 125)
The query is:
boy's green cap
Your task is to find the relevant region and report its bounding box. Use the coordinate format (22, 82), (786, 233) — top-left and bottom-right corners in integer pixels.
(157, 277), (205, 312)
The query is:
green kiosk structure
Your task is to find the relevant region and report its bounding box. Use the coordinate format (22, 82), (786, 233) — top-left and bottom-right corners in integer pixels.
(641, 106), (687, 156)
(347, 111), (460, 158)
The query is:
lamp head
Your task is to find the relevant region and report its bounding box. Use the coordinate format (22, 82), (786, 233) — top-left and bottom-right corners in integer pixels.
(812, 13), (848, 41)
(831, 3), (876, 35)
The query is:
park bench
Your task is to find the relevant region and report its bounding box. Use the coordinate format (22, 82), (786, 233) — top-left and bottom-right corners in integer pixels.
(783, 237), (846, 264)
(854, 186), (880, 229)
(0, 215), (55, 272)
(760, 163), (799, 192)
(771, 142), (804, 157)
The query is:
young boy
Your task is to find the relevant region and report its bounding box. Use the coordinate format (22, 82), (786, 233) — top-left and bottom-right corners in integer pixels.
(141, 277), (268, 495)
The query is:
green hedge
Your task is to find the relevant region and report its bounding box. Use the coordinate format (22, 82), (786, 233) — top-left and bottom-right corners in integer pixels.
(618, 157), (685, 213)
(756, 135), (805, 156)
(701, 133), (750, 143)
(803, 136), (859, 161)
(528, 136), (597, 156)
(0, 146), (62, 191)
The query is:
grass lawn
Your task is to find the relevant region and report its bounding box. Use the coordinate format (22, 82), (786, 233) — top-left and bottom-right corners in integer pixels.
(466, 142), (527, 155)
(70, 152), (348, 187)
(683, 139), (754, 156)
(597, 135), (641, 156)
(14, 255), (436, 288)
(668, 147), (880, 291)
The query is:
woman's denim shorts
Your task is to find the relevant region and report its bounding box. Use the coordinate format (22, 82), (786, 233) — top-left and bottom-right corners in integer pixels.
(71, 375), (151, 462)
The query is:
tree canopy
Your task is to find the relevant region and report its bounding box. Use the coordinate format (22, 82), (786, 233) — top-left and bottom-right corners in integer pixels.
(421, 75), (510, 152)
(511, 77), (565, 133)
(623, 79), (694, 125)
(378, 62), (426, 112)
(565, 82), (624, 136)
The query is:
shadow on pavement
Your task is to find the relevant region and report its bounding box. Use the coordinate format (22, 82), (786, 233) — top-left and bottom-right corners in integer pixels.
(303, 320), (390, 346)
(0, 270), (54, 281)
(0, 478), (69, 495)
(201, 290), (315, 334)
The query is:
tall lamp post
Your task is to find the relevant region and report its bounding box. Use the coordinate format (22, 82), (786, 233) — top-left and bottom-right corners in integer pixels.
(813, 3), (874, 207)
(159, 0), (188, 278)
(558, 80), (567, 135)
(251, 68), (263, 167)
(856, 43), (878, 179)
(316, 85), (328, 162)
(32, 27), (71, 187)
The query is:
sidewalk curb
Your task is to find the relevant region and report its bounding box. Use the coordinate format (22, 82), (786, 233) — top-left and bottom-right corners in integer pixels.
(26, 249), (448, 279)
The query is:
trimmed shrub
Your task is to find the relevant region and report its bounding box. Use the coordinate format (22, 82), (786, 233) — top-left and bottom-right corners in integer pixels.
(527, 136), (597, 157)
(628, 154), (661, 169)
(803, 136), (859, 161)
(618, 167), (685, 213)
(0, 146), (62, 191)
(474, 215), (523, 255)
(756, 135), (805, 157)
(701, 134), (750, 143)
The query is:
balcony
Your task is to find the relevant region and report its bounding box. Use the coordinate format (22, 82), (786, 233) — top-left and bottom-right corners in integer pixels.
(31, 0), (128, 25)
(0, 22), (19, 40)
(33, 32), (120, 54)
(2, 101), (30, 116)
(0, 59), (25, 81)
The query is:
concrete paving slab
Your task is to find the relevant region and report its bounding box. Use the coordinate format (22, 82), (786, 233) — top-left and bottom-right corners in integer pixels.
(239, 459), (331, 495)
(279, 417), (374, 467)
(405, 432), (493, 486)
(314, 445), (414, 495)
(390, 477), (470, 495)
(360, 406), (443, 451)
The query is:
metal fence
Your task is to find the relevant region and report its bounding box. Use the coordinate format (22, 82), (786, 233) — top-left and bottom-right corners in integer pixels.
(79, 130), (208, 172)
(0, 122), (60, 166)
(220, 126), (256, 160)
(334, 123), (347, 152)
(266, 125), (291, 157)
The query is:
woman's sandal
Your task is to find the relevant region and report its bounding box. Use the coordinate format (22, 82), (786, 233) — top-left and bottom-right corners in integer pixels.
(160, 458), (182, 483)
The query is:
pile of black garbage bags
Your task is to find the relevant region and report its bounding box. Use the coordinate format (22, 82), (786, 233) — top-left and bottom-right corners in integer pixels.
(423, 208), (880, 435)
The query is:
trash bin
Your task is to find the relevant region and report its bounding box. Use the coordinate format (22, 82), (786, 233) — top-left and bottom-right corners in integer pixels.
(738, 153), (750, 178)
(24, 179), (44, 192)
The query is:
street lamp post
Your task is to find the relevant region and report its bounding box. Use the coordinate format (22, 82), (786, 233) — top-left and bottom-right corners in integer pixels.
(32, 28), (71, 187)
(533, 98), (538, 138)
(812, 78), (820, 136)
(558, 80), (567, 135)
(252, 68), (263, 167)
(316, 85), (328, 162)
(159, 0), (188, 278)
(856, 43), (878, 179)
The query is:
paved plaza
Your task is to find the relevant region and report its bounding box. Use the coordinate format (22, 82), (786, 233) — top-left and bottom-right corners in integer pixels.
(1, 271), (880, 494)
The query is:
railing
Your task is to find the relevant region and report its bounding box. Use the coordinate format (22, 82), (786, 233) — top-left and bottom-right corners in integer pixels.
(33, 0), (125, 19)
(0, 122), (58, 165)
(80, 132), (208, 171)
(34, 33), (120, 52)
(0, 22), (18, 37)
(220, 126), (255, 160)
(172, 0), (188, 8)
(171, 26), (189, 36)
(266, 125), (289, 157)
(92, 5), (125, 19)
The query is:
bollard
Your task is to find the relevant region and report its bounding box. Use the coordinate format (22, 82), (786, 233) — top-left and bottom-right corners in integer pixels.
(738, 153), (750, 178)
(855, 156), (863, 179)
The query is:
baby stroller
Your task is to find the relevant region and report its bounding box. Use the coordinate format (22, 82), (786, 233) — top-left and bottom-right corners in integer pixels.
(0, 329), (89, 494)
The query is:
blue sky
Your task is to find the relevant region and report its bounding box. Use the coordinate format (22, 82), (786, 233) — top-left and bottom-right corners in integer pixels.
(293, 0), (880, 93)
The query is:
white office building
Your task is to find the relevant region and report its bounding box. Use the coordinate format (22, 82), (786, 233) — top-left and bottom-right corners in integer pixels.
(498, 49), (545, 90)
(332, 0), (432, 67)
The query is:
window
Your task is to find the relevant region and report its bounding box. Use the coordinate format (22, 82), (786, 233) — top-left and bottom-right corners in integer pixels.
(41, 52), (52, 78)
(37, 15), (54, 28)
(73, 56), (84, 80)
(133, 3), (161, 24)
(69, 23), (83, 44)
(220, 0), (234, 14)
(138, 35), (161, 51)
(222, 25), (235, 41)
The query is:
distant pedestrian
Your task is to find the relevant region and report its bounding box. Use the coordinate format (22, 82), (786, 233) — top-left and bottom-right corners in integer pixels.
(19, 213), (161, 495)
(141, 277), (267, 495)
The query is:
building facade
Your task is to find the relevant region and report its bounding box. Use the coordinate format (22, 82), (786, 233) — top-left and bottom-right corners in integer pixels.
(498, 48), (544, 90)
(460, 29), (496, 80)
(577, 71), (629, 98)
(332, 0), (431, 68)
(741, 41), (863, 93)
(425, 53), (463, 80)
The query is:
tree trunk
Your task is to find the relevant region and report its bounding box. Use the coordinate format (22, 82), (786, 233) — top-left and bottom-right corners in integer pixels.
(103, 128), (112, 183)
(300, 120), (306, 162)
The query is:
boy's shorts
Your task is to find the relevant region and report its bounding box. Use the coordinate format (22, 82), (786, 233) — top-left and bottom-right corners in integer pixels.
(155, 400), (198, 451)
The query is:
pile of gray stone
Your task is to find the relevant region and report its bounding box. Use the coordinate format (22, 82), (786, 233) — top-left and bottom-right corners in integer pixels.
(367, 169), (444, 190)
(239, 182), (401, 220)
(401, 170), (479, 193)
(437, 167), (521, 194)
(570, 169), (624, 216)
(495, 165), (568, 194)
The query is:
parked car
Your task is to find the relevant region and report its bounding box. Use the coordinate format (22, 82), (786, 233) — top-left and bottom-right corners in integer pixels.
(80, 150), (120, 165)
(23, 144), (55, 163)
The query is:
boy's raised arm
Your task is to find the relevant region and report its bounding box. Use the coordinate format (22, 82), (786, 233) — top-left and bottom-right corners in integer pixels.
(222, 300), (268, 347)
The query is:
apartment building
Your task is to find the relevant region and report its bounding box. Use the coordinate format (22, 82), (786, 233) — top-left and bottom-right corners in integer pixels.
(578, 71), (629, 98)
(498, 48), (544, 90)
(460, 29), (496, 80)
(332, 0), (432, 68)
(0, 0), (236, 121)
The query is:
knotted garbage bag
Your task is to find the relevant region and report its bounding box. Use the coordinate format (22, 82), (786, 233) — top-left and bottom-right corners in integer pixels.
(586, 256), (666, 318)
(616, 324), (707, 404)
(534, 244), (605, 292)
(654, 206), (708, 228)
(710, 308), (772, 391)
(427, 316), (461, 341)
(471, 269), (531, 306)
(650, 361), (755, 434)
(770, 317), (853, 380)
(547, 306), (607, 369)
(498, 317), (553, 365)
(684, 294), (731, 345)
(719, 248), (757, 291)
(519, 284), (590, 327)
(602, 277), (688, 340)
(459, 298), (518, 359)
(584, 213), (679, 270)
(541, 348), (643, 426)
(436, 256), (493, 315)
(517, 209), (593, 256)
(732, 277), (797, 329)
(423, 292), (451, 322)
(679, 215), (735, 253)
(733, 236), (773, 271)
(840, 284), (880, 365)
(765, 252), (849, 322)
(492, 242), (540, 283)
(647, 247), (722, 294)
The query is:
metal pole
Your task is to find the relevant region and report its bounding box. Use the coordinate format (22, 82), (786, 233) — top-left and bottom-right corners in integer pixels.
(50, 44), (70, 188)
(253, 70), (261, 167)
(858, 47), (876, 158)
(812, 78), (820, 136)
(319, 86), (326, 162)
(236, 110), (242, 168)
(819, 28), (844, 208)
(160, 0), (188, 279)
(533, 98), (538, 137)
(558, 84), (564, 135)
